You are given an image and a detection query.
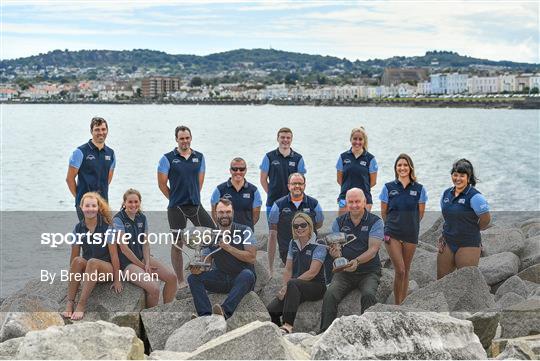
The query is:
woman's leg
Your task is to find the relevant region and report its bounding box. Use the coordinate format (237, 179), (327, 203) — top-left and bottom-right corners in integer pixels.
(437, 244), (456, 280)
(124, 264), (160, 308)
(266, 297), (285, 326)
(386, 238), (406, 305)
(149, 257), (178, 304)
(400, 242), (417, 304)
(71, 258), (114, 320)
(282, 279), (326, 331)
(455, 247), (481, 269)
(61, 256), (87, 317)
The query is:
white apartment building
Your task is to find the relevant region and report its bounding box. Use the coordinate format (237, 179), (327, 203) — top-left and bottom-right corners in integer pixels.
(467, 76), (499, 94)
(416, 81), (431, 95)
(446, 73), (468, 94)
(499, 74), (517, 92)
(430, 74), (447, 94)
(528, 74), (540, 91)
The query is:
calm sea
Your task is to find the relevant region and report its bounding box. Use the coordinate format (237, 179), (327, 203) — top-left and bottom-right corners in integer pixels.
(1, 104), (539, 297)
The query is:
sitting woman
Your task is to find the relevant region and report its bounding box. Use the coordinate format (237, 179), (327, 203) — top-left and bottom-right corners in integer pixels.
(113, 188), (177, 308)
(266, 212), (327, 334)
(62, 192), (122, 320)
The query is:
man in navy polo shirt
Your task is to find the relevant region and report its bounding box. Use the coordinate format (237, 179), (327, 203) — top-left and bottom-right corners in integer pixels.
(319, 188), (384, 333)
(260, 127), (306, 218)
(211, 157), (262, 230)
(66, 117), (116, 221)
(157, 125), (215, 288)
(187, 198), (257, 319)
(268, 173), (323, 276)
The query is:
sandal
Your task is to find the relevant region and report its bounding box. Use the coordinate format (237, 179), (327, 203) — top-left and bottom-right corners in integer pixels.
(279, 326), (292, 335)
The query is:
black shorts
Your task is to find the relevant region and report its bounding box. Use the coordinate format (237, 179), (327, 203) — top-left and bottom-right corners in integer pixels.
(167, 205), (215, 233)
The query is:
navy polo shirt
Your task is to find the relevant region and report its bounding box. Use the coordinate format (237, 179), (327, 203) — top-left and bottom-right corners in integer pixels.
(69, 140), (116, 206)
(379, 180), (428, 243)
(203, 223), (256, 276)
(440, 185), (489, 246)
(268, 194), (324, 253)
(158, 148), (206, 208)
(72, 215), (112, 262)
(211, 179), (263, 230)
(260, 148), (306, 207)
(287, 235), (327, 285)
(331, 211), (384, 272)
(336, 149), (378, 204)
(113, 210), (147, 266)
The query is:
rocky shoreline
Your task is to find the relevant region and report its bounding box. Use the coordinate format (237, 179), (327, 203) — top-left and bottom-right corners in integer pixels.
(1, 214), (539, 360)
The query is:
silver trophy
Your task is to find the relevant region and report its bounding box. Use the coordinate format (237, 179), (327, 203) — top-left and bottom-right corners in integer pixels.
(171, 226), (222, 270)
(317, 232), (357, 273)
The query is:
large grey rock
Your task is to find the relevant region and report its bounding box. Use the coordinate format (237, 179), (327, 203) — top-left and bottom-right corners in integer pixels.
(385, 280), (419, 304)
(0, 295), (64, 342)
(284, 333), (320, 355)
(255, 234), (268, 251)
(14, 320), (145, 359)
(0, 337), (22, 360)
(142, 291), (269, 351)
(8, 280), (67, 305)
(417, 215), (444, 247)
(403, 266), (494, 312)
(479, 252), (520, 285)
(481, 227), (525, 256)
(520, 235), (540, 270)
(254, 252), (271, 293)
(257, 252), (287, 306)
(517, 264), (540, 284)
(165, 315), (227, 353)
(149, 350), (190, 360)
(519, 218), (540, 238)
(496, 292), (526, 310)
(495, 275), (530, 300)
(185, 321), (309, 360)
(376, 268), (396, 303)
(467, 311), (501, 350)
(66, 282), (146, 336)
(500, 299), (540, 338)
(312, 305), (487, 360)
(408, 248), (437, 287)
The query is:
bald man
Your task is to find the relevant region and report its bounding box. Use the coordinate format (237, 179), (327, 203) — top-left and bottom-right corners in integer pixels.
(320, 188), (384, 333)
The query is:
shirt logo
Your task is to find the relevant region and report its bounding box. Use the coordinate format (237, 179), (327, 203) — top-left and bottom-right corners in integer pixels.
(389, 190), (399, 196)
(480, 204), (488, 210)
(243, 193), (251, 199)
(361, 226), (369, 232)
(272, 160), (281, 166)
(223, 193), (233, 200)
(306, 250), (312, 256)
(289, 161), (296, 167)
(410, 190), (417, 196)
(124, 223), (131, 228)
(302, 208), (310, 213)
(458, 199), (466, 204)
(105, 155), (111, 161)
(172, 159), (181, 163)
(344, 159), (351, 164)
(360, 161), (367, 166)
(192, 158), (199, 163)
(137, 222), (144, 228)
(86, 154), (96, 160)
(342, 226), (351, 232)
(282, 207), (292, 213)
(443, 198), (450, 203)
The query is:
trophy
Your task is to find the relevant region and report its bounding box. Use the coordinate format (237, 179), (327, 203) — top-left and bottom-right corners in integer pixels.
(171, 226), (222, 270)
(317, 232), (357, 273)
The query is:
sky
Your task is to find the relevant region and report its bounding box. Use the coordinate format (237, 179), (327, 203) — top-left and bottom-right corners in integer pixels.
(1, 1), (539, 63)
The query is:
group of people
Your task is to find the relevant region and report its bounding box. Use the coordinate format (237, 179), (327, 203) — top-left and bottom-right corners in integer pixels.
(61, 117), (491, 335)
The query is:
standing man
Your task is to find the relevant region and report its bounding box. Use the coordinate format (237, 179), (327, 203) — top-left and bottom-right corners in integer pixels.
(66, 117), (115, 221)
(211, 157), (262, 231)
(157, 125), (215, 288)
(260, 127), (306, 217)
(188, 199), (257, 319)
(268, 173), (323, 276)
(319, 188), (384, 333)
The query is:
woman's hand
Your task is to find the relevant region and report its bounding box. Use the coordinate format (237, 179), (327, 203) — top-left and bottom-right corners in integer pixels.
(111, 280), (123, 293)
(144, 263), (158, 274)
(277, 285), (287, 301)
(437, 234), (446, 254)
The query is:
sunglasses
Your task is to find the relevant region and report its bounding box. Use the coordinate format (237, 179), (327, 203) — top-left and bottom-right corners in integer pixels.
(230, 167), (246, 172)
(293, 222), (308, 230)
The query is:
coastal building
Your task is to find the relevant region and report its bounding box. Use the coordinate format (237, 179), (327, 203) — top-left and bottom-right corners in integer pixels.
(0, 88), (18, 101)
(467, 76), (499, 94)
(515, 74), (532, 92)
(416, 81), (431, 95)
(381, 68), (428, 86)
(430, 74), (447, 94)
(530, 74), (540, 91)
(445, 73), (468, 94)
(141, 76), (181, 98)
(499, 74), (517, 92)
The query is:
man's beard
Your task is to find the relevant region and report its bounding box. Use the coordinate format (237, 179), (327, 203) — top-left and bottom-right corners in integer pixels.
(218, 216), (232, 227)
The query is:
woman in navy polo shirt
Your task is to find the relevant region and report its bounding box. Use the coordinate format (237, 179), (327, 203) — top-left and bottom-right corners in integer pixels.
(438, 159), (491, 279)
(266, 212), (327, 334)
(336, 127), (378, 214)
(61, 192), (122, 320)
(379, 154), (427, 305)
(113, 189), (177, 308)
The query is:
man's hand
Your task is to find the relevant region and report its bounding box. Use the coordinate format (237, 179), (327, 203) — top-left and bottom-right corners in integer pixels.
(189, 265), (204, 275)
(343, 259), (358, 273)
(277, 285), (287, 301)
(329, 244), (342, 259)
(218, 239), (233, 252)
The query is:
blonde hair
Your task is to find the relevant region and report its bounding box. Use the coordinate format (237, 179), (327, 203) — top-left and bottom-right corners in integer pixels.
(122, 188), (143, 212)
(80, 192), (112, 225)
(291, 212), (314, 238)
(350, 127), (368, 150)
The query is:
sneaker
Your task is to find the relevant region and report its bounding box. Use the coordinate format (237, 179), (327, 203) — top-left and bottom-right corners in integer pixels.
(212, 303), (224, 317)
